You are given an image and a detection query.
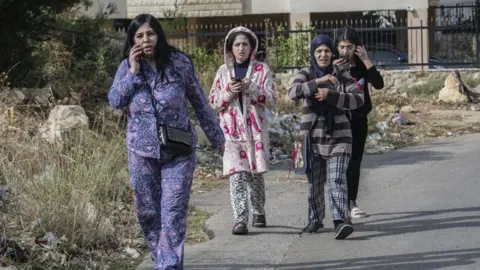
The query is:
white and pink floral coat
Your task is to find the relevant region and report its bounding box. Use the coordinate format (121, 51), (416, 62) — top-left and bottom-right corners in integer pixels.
(209, 27), (277, 177)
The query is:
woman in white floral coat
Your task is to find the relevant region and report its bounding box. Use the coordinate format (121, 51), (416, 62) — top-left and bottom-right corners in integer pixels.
(209, 26), (277, 235)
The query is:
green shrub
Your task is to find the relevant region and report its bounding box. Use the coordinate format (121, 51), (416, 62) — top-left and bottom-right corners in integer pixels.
(268, 22), (315, 70)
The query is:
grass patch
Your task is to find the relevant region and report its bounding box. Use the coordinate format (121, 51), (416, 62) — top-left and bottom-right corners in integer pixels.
(0, 101), (215, 268)
(186, 206), (212, 244)
(463, 75), (480, 89)
(192, 177), (226, 194)
(198, 69), (217, 97)
(274, 84), (302, 114)
(400, 78), (444, 97)
(398, 74), (480, 100)
(367, 110), (385, 134)
(0, 130), (134, 247)
(383, 135), (410, 149)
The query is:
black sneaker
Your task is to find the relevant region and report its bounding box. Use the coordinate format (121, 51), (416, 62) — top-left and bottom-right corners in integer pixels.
(334, 222), (354, 240)
(302, 223), (324, 233)
(232, 222), (248, 235)
(252, 214), (266, 228)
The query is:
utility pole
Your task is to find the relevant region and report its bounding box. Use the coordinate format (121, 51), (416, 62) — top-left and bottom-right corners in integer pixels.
(476, 0), (479, 66)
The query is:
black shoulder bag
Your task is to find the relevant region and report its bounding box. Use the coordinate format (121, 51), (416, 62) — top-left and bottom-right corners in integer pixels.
(142, 71), (194, 156)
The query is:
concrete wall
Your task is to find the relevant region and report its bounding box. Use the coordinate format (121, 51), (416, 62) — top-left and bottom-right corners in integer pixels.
(289, 0), (429, 13)
(128, 0), (432, 18)
(127, 0), (242, 18)
(83, 0), (473, 20)
(243, 0), (290, 14)
(439, 0), (475, 5)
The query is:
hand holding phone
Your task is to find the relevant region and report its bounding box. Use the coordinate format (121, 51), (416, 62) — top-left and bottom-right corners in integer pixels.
(129, 44), (143, 75)
(333, 56), (348, 67)
(229, 77), (243, 93)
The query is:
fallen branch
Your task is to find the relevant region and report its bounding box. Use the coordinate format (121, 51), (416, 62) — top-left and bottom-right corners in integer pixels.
(454, 70), (480, 104)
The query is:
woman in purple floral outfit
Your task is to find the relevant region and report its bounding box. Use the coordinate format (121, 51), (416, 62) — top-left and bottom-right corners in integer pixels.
(108, 14), (224, 269)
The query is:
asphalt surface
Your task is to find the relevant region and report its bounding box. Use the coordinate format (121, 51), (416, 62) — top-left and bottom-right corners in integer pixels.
(137, 134), (480, 270)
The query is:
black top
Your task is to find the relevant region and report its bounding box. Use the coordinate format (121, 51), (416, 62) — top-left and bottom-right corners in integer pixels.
(348, 64), (384, 117)
(234, 60), (249, 109)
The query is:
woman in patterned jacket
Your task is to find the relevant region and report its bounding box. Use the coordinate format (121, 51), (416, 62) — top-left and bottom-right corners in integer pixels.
(108, 14), (224, 269)
(288, 34), (364, 240)
(209, 26), (277, 235)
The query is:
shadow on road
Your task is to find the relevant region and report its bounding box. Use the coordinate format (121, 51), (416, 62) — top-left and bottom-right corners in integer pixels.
(362, 149), (453, 169)
(350, 207), (480, 240)
(267, 149), (454, 173)
(185, 207), (480, 269)
(187, 248), (480, 269)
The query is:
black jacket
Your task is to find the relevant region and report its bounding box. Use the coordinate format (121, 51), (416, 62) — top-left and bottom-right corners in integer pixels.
(348, 64), (384, 117)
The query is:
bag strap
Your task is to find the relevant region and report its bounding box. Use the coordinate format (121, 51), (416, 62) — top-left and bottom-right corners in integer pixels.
(140, 68), (192, 132)
(308, 114), (317, 134)
(306, 67), (319, 136)
(140, 70), (162, 129)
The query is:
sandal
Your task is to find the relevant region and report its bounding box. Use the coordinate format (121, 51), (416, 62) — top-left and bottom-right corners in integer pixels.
(232, 222), (248, 235)
(351, 207), (367, 218)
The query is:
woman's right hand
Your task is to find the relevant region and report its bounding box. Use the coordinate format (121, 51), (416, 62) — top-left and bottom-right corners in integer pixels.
(315, 74), (339, 86)
(129, 44), (143, 75)
(333, 58), (348, 67)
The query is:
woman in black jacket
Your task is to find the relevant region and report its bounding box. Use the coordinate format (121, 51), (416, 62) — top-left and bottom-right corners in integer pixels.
(334, 27), (384, 219)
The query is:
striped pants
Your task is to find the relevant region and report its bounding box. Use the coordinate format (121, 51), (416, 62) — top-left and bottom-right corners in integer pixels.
(229, 172), (266, 224)
(307, 154), (351, 225)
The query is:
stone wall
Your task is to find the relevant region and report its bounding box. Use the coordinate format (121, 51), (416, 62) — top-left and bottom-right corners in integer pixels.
(274, 69), (480, 93)
(127, 0), (243, 18)
(379, 69), (480, 91)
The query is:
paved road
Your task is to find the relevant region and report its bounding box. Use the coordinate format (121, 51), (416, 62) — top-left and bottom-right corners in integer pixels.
(137, 134), (480, 270)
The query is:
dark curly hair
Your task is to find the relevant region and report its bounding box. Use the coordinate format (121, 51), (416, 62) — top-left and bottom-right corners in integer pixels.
(225, 31), (257, 56)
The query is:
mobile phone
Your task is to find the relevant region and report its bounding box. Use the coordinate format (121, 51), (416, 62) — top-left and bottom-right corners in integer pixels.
(231, 77), (242, 82)
(339, 54), (348, 61)
(134, 44), (145, 61)
(135, 54), (144, 62)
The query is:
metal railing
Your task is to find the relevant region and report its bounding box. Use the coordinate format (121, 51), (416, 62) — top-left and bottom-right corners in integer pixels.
(113, 2), (480, 71)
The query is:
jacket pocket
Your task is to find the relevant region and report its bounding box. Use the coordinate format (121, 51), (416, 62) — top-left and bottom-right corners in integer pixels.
(248, 108), (266, 139)
(219, 111), (234, 140)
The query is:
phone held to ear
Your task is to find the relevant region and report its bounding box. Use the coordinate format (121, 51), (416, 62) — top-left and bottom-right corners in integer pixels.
(135, 41), (146, 62)
(136, 51), (146, 62)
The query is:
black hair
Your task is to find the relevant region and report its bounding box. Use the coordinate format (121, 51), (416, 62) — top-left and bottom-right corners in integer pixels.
(123, 13), (185, 79)
(335, 26), (363, 46)
(334, 26), (366, 68)
(225, 31), (257, 56)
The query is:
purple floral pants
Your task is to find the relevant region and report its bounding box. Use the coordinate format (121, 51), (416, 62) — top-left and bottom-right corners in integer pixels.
(128, 151), (196, 270)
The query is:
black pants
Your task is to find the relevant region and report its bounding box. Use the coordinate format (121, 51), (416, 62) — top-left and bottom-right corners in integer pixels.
(347, 114), (368, 201)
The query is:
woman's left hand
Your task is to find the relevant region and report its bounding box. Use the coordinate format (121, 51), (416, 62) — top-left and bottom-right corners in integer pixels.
(241, 78), (251, 92)
(355, 46), (369, 62)
(315, 88), (329, 101)
(356, 46), (374, 69)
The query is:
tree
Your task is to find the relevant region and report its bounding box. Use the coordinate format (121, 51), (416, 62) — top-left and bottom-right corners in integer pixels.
(0, 0), (93, 86)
